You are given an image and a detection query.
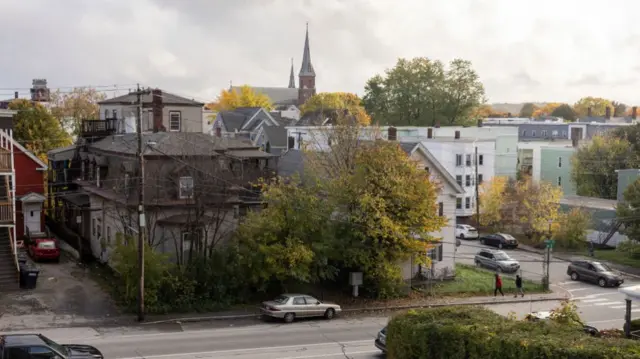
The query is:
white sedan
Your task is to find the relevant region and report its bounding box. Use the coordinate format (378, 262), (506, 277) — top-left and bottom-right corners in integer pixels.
(455, 224), (479, 239)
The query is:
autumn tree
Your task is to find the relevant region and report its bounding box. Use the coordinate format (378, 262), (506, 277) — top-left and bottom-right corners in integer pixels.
(550, 104), (577, 121)
(50, 87), (106, 134)
(553, 209), (591, 250)
(208, 85), (273, 112)
(612, 101), (627, 117)
(532, 103), (562, 118)
(471, 104), (508, 118)
(8, 99), (72, 160)
(512, 177), (562, 240)
(363, 57), (485, 127)
(519, 103), (537, 118)
(571, 135), (633, 199)
(617, 178), (640, 242)
(479, 176), (509, 229)
(300, 92), (371, 125)
(573, 97), (612, 117)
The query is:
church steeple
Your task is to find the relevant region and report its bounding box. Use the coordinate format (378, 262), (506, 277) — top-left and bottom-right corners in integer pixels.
(288, 58), (296, 88)
(298, 22), (316, 105)
(299, 22), (315, 77)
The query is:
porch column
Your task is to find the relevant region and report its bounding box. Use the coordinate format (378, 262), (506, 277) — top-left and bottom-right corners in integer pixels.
(625, 298), (632, 338)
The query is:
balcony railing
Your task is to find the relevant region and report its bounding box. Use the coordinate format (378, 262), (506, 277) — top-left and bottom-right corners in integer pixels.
(0, 202), (13, 223)
(80, 119), (118, 137)
(0, 151), (10, 172)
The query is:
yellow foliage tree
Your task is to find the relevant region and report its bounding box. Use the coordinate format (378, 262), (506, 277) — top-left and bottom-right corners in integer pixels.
(300, 92), (371, 125)
(573, 97), (612, 117)
(479, 176), (509, 229)
(513, 177), (563, 240)
(532, 103), (562, 118)
(208, 85), (274, 112)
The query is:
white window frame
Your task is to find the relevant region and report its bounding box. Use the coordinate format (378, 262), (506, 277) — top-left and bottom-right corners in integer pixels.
(465, 197), (471, 209)
(456, 198), (462, 209)
(478, 154), (484, 166)
(179, 176), (194, 199)
(465, 175), (471, 187)
(558, 176), (562, 186)
(455, 154), (463, 167)
(541, 130), (548, 137)
(522, 130), (527, 137)
(478, 173), (483, 184)
(532, 130), (537, 137)
(456, 175), (462, 186)
(169, 111), (181, 132)
(465, 154), (472, 167)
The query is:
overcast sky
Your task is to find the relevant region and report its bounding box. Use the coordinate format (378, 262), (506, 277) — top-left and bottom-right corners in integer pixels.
(1, 0), (639, 105)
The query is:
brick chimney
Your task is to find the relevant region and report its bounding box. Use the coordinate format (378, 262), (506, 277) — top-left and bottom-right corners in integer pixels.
(587, 107), (592, 117)
(387, 126), (397, 141)
(454, 130), (460, 139)
(477, 119), (483, 127)
(435, 121), (440, 128)
(605, 106), (611, 119)
(633, 106), (637, 120)
(427, 128), (433, 139)
(14, 91), (18, 99)
(152, 88), (165, 132)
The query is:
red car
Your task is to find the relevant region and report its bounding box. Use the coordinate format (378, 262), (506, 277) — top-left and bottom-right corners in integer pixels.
(28, 238), (61, 262)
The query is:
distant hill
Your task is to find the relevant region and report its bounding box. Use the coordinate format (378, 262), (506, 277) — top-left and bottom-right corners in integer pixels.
(491, 102), (549, 115)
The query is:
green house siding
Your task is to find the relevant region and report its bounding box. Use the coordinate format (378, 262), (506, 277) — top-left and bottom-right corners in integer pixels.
(540, 147), (576, 196)
(616, 169), (640, 202)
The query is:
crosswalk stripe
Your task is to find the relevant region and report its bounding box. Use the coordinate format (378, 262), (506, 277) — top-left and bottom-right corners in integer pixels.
(556, 281), (579, 285)
(581, 298), (608, 303)
(594, 301), (622, 306)
(631, 309), (640, 313)
(568, 288), (588, 292)
(611, 305), (628, 309)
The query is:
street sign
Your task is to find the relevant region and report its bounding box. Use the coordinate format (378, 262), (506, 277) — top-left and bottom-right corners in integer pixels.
(544, 239), (555, 248)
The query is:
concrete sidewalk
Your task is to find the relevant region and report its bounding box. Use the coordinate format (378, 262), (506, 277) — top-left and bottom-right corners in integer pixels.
(518, 244), (640, 279)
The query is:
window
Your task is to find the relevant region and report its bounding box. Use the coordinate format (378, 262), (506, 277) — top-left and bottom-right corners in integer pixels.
(562, 130), (567, 137)
(293, 297), (306, 305)
(304, 296), (319, 304)
(92, 218), (96, 236)
(552, 130), (558, 137)
(478, 174), (484, 184)
(233, 205), (240, 219)
(455, 154), (463, 167)
(541, 130), (548, 137)
(124, 173), (130, 193)
(179, 176), (194, 199)
(424, 166), (430, 174)
(522, 130), (527, 137)
(465, 175), (471, 187)
(532, 130), (537, 137)
(465, 197), (471, 209)
(456, 175), (462, 186)
(558, 157), (562, 168)
(88, 162), (94, 181)
(96, 224), (101, 239)
(558, 176), (562, 186)
(465, 154), (472, 167)
(81, 161), (86, 180)
(456, 198), (462, 209)
(478, 154), (484, 166)
(6, 347), (31, 359)
(106, 226), (111, 245)
(169, 111), (181, 132)
(438, 202), (444, 217)
(104, 109), (109, 119)
(96, 166), (100, 187)
(427, 243), (443, 262)
(112, 109), (118, 119)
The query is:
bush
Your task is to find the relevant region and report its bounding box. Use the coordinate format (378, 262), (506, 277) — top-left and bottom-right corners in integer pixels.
(386, 307), (640, 359)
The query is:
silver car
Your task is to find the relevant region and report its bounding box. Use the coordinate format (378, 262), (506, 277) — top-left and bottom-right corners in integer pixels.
(474, 249), (520, 273)
(260, 294), (342, 323)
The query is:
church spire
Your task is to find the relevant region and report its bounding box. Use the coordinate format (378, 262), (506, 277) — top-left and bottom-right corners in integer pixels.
(299, 22), (315, 77)
(288, 58), (296, 88)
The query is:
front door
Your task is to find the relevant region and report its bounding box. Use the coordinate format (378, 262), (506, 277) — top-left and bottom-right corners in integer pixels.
(24, 203), (42, 234)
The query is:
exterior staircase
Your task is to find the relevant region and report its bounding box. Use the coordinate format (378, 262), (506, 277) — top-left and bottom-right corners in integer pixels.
(0, 228), (19, 292)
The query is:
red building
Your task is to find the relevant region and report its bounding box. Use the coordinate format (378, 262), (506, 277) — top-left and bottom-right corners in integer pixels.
(13, 141), (47, 239)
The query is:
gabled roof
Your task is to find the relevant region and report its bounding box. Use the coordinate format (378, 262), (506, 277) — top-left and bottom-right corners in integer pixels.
(99, 90), (204, 106)
(263, 125), (288, 147)
(231, 86), (298, 106)
(402, 142), (465, 195)
(217, 111), (247, 132)
(13, 139), (47, 170)
(20, 192), (46, 202)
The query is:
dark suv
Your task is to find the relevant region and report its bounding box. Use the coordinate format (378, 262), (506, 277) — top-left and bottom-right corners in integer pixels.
(0, 334), (103, 359)
(567, 260), (624, 288)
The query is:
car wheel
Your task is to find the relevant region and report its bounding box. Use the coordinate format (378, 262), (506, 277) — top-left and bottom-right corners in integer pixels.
(324, 308), (335, 320)
(598, 278), (607, 288)
(498, 243), (503, 249)
(475, 260), (481, 267)
(460, 234), (465, 240)
(283, 312), (295, 323)
(480, 238), (485, 245)
(570, 272), (579, 281)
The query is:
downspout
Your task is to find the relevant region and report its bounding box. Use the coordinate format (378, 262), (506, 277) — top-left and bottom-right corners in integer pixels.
(10, 130), (16, 258)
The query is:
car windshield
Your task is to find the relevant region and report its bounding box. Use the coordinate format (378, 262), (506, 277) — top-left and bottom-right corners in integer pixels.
(593, 262), (612, 272)
(380, 327), (387, 335)
(273, 295), (289, 304)
(494, 253), (511, 261)
(501, 234), (515, 240)
(39, 335), (69, 357)
(466, 226), (476, 231)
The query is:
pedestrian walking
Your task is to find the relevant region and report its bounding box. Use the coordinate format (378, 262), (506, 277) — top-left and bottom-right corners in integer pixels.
(494, 273), (504, 297)
(514, 274), (524, 298)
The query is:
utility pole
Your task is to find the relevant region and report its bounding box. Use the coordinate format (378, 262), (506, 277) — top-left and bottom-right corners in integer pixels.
(542, 220), (554, 291)
(474, 146), (480, 227)
(134, 84), (150, 321)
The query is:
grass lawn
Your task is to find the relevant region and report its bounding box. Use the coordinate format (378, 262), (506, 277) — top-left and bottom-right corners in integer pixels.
(431, 264), (546, 297)
(593, 250), (640, 268)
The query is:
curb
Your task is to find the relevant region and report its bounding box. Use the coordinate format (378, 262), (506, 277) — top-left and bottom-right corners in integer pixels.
(140, 296), (569, 325)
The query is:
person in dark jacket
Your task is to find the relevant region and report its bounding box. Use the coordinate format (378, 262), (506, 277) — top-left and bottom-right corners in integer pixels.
(514, 274), (524, 297)
(494, 273), (504, 297)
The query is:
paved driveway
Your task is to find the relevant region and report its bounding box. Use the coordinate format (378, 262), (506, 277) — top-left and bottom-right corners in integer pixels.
(0, 251), (120, 330)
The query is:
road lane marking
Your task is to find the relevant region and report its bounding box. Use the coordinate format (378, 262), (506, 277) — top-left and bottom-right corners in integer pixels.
(581, 298), (609, 303)
(574, 292), (622, 300)
(567, 288), (589, 292)
(114, 340), (374, 359)
(594, 301), (623, 306)
(611, 305), (628, 309)
(556, 281), (579, 285)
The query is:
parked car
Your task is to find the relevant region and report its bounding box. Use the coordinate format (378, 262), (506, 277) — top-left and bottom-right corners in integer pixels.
(375, 326), (387, 353)
(260, 294), (342, 323)
(455, 224), (479, 240)
(27, 238), (60, 262)
(479, 233), (519, 249)
(567, 260), (624, 288)
(0, 333), (104, 358)
(525, 311), (599, 336)
(474, 249), (520, 273)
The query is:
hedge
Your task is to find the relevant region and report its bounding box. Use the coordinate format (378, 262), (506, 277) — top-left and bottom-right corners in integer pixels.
(386, 306), (640, 359)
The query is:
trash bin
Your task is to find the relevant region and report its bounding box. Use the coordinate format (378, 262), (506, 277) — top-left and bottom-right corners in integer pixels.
(18, 264), (26, 289)
(21, 266), (39, 290)
(18, 253), (27, 266)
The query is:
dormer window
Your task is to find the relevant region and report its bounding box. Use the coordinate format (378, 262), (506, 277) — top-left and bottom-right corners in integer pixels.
(179, 176), (194, 199)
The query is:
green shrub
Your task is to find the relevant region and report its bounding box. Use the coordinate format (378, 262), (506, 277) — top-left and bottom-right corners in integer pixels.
(387, 307), (640, 359)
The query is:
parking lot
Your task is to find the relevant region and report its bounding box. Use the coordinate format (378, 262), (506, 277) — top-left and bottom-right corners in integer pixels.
(0, 250), (120, 330)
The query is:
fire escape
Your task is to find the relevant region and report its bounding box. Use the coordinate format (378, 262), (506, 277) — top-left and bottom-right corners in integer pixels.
(0, 129), (17, 290)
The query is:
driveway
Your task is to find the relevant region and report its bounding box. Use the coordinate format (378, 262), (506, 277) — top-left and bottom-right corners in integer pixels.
(0, 251), (121, 330)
